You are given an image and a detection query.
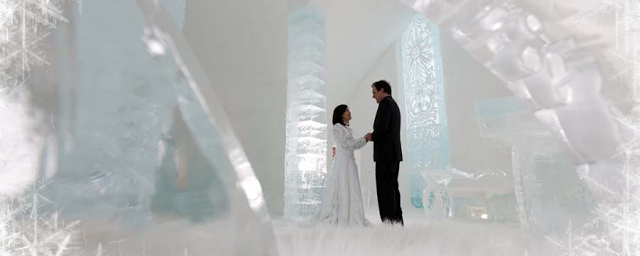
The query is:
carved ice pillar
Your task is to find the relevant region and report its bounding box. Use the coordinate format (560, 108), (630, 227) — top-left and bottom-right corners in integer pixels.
(283, 6), (328, 220)
(401, 15), (452, 219)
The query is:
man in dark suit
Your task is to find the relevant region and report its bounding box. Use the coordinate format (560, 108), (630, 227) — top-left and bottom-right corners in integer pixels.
(365, 80), (403, 225)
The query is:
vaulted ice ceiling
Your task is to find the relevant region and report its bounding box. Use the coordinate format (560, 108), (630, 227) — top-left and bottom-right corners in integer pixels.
(292, 0), (416, 108)
(189, 0), (630, 111)
(298, 0), (630, 109)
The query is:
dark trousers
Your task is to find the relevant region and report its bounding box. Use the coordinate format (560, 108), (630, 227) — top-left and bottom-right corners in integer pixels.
(375, 161), (403, 225)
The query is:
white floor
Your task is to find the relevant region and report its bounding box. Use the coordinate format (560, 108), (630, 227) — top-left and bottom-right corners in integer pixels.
(272, 211), (527, 256)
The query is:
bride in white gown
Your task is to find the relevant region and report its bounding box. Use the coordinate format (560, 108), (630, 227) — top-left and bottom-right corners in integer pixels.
(312, 104), (370, 226)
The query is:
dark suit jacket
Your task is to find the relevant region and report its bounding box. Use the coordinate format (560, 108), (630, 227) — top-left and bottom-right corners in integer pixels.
(371, 96), (403, 162)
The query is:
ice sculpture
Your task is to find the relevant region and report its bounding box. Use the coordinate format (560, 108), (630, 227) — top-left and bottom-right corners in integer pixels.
(401, 14), (455, 218)
(284, 6), (328, 220)
(402, 0), (622, 166)
(475, 96), (593, 234)
(418, 171), (455, 218)
(11, 0), (278, 255)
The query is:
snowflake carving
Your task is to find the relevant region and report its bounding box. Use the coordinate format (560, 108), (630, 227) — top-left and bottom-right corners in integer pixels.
(544, 108), (640, 256)
(0, 180), (81, 256)
(565, 0), (640, 101)
(579, 109), (640, 255)
(0, 0), (77, 90)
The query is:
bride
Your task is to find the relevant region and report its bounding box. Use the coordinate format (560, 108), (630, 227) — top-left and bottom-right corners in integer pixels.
(311, 104), (369, 226)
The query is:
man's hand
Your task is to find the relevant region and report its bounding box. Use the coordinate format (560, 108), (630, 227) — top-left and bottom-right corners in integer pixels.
(365, 133), (372, 142)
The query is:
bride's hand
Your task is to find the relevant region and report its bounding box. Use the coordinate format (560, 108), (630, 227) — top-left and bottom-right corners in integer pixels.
(364, 133), (372, 142)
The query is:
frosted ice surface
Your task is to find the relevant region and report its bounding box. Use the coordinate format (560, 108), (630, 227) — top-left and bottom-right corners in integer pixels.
(17, 0), (278, 255)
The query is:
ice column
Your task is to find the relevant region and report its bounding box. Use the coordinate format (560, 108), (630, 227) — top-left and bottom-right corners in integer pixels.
(283, 6), (328, 220)
(401, 15), (452, 218)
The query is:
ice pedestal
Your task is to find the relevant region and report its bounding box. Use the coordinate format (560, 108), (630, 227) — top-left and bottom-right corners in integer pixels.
(26, 1), (277, 255)
(476, 96), (593, 235)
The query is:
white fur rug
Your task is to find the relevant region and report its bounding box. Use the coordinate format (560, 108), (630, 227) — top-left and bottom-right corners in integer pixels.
(273, 219), (526, 256)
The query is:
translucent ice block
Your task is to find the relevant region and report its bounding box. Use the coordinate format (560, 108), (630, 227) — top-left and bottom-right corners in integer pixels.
(15, 0), (278, 255)
(475, 97), (593, 235)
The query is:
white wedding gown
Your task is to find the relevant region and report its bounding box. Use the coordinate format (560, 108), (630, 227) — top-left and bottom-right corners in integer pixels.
(312, 123), (368, 226)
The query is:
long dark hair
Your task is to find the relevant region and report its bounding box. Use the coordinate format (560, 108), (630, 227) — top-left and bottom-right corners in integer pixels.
(332, 104), (348, 126)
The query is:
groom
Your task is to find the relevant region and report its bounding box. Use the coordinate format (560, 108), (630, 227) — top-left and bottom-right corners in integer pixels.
(365, 80), (404, 226)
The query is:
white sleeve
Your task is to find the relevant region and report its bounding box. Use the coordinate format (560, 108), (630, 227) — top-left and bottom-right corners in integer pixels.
(333, 124), (367, 150)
